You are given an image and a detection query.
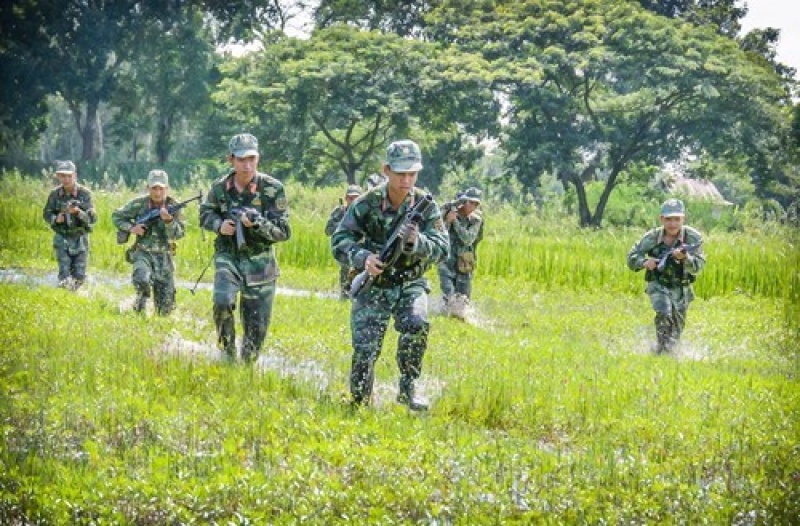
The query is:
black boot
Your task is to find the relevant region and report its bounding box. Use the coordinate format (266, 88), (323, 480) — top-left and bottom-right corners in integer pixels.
(396, 377), (428, 411)
(214, 305), (237, 362)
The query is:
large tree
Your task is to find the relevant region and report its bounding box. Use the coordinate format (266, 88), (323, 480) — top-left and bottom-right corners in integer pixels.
(214, 25), (497, 185)
(428, 0), (788, 226)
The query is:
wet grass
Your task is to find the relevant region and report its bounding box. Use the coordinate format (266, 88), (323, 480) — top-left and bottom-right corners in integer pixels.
(0, 175), (798, 523)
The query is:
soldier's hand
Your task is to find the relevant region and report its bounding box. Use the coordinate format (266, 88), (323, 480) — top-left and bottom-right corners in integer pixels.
(67, 204), (80, 215)
(55, 213), (66, 224)
(219, 219), (236, 236)
(365, 254), (385, 276)
(130, 224), (147, 236)
(672, 248), (687, 261)
(159, 207), (173, 223)
(241, 211), (256, 228)
(445, 210), (458, 224)
(643, 258), (658, 271)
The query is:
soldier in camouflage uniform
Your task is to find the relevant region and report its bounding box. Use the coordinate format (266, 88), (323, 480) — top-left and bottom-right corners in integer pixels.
(325, 184), (363, 299)
(437, 186), (485, 307)
(199, 133), (291, 363)
(112, 170), (185, 315)
(42, 160), (97, 290)
(627, 199), (706, 354)
(331, 140), (449, 411)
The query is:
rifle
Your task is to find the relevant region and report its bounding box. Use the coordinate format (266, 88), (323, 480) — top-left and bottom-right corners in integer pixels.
(116, 191), (202, 244)
(350, 193), (434, 299)
(62, 199), (82, 228)
(656, 241), (703, 272)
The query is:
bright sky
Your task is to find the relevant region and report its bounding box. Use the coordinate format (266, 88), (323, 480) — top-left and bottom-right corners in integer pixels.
(739, 0), (800, 79)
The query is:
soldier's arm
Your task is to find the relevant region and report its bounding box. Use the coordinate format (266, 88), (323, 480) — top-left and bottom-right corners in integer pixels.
(43, 192), (60, 228)
(199, 188), (226, 234)
(324, 207), (343, 236)
(331, 206), (368, 268)
(165, 205), (186, 241)
(111, 200), (140, 232)
(626, 230), (657, 271)
(682, 228), (705, 275)
(76, 190), (97, 230)
(404, 203), (449, 264)
(451, 215), (482, 246)
(251, 183), (291, 243)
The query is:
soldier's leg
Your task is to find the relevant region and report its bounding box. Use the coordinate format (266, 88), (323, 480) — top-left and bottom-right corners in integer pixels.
(70, 236), (89, 288)
(152, 255), (176, 316)
(394, 282), (431, 410)
(437, 262), (456, 303)
(338, 264), (351, 300)
(131, 254), (153, 313)
(648, 283), (674, 354)
(454, 271), (473, 300)
(55, 241), (71, 286)
(213, 257), (242, 361)
(240, 282), (276, 363)
(350, 290), (391, 405)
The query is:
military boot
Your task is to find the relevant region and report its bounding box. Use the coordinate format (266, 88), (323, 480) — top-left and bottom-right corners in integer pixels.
(396, 378), (428, 411)
(133, 293), (148, 313)
(654, 313), (672, 354)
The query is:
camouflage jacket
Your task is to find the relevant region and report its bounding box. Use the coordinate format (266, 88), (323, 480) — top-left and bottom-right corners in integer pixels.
(199, 170), (291, 255)
(626, 225), (705, 285)
(331, 186), (448, 285)
(42, 184), (97, 237)
(112, 195), (186, 251)
(441, 200), (484, 260)
(325, 205), (347, 236)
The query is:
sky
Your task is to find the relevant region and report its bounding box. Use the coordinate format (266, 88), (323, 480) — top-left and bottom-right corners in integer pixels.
(739, 0), (800, 78)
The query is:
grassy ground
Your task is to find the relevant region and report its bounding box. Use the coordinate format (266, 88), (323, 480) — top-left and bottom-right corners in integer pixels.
(0, 176), (797, 523)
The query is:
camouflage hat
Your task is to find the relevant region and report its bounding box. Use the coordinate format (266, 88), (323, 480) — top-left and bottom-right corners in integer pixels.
(462, 187), (482, 203)
(55, 160), (76, 174)
(384, 140), (423, 172)
(660, 198), (685, 217)
(345, 184), (363, 196)
(147, 169), (169, 188)
(228, 133), (259, 158)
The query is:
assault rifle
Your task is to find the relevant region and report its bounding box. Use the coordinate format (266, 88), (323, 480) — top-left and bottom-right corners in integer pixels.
(229, 207), (262, 250)
(62, 199), (82, 228)
(116, 191), (202, 244)
(656, 241), (703, 272)
(349, 193), (434, 299)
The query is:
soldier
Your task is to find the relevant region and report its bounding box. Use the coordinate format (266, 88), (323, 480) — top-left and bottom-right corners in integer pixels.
(42, 160), (97, 290)
(627, 198), (706, 354)
(331, 140), (449, 411)
(437, 186), (485, 313)
(112, 170), (185, 315)
(199, 133), (291, 363)
(325, 184), (363, 299)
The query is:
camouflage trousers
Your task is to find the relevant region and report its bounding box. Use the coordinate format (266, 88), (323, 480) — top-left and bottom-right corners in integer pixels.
(338, 262), (354, 300)
(213, 251), (278, 363)
(131, 249), (176, 315)
(437, 259), (473, 300)
(646, 281), (694, 354)
(54, 234), (89, 288)
(349, 278), (430, 404)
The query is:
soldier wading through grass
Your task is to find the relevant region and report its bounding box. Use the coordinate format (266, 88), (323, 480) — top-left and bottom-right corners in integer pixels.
(627, 198), (706, 354)
(331, 140), (449, 411)
(200, 133), (291, 363)
(43, 160), (97, 290)
(112, 170), (185, 315)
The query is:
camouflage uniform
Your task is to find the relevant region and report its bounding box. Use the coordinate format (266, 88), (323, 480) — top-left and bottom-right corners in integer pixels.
(325, 185), (363, 299)
(112, 194), (185, 315)
(331, 185), (448, 408)
(437, 190), (484, 301)
(627, 222), (705, 354)
(199, 168), (291, 362)
(42, 164), (97, 289)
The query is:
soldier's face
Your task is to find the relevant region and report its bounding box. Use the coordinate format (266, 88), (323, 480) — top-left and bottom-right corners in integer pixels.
(660, 215), (684, 235)
(384, 167), (418, 195)
(149, 185), (168, 205)
(461, 200), (480, 215)
(229, 154), (259, 177)
(57, 172), (76, 189)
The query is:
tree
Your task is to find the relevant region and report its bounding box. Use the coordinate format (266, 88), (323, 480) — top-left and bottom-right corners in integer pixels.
(427, 0), (787, 226)
(214, 26), (497, 185)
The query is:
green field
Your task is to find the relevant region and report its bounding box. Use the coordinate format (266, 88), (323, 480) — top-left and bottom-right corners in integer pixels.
(1, 176), (797, 523)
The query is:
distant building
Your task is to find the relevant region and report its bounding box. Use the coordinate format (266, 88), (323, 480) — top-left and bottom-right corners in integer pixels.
(662, 175), (733, 206)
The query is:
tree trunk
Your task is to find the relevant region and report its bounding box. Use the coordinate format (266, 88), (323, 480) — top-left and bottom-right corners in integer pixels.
(156, 113), (173, 165)
(80, 99), (101, 161)
(566, 168), (594, 227)
(589, 166), (623, 228)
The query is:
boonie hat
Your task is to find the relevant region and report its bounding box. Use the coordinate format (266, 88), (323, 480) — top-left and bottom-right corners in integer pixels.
(385, 140), (423, 172)
(147, 169), (169, 188)
(346, 184), (363, 196)
(661, 198), (685, 217)
(229, 133), (259, 158)
(462, 187), (482, 203)
(55, 160), (76, 174)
